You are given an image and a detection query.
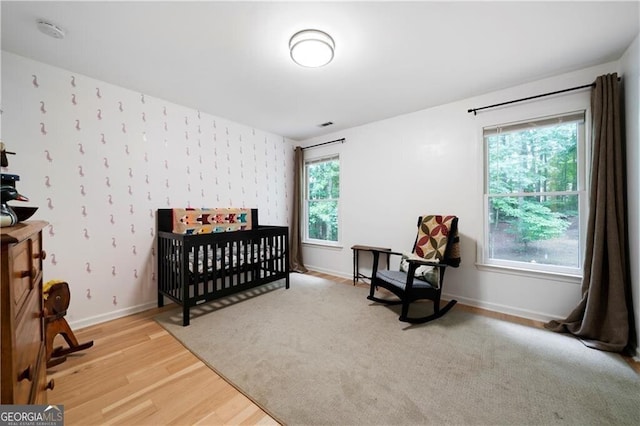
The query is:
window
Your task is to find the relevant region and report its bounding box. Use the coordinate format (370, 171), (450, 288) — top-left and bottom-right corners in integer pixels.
(483, 111), (586, 276)
(304, 155), (340, 244)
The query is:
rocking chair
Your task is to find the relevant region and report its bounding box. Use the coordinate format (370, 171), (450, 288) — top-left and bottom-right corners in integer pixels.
(367, 215), (461, 323)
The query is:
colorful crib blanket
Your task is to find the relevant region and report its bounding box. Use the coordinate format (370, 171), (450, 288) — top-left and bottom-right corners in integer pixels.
(172, 208), (253, 235)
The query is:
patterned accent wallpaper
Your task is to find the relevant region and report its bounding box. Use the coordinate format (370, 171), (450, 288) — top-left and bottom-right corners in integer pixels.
(1, 51), (293, 326)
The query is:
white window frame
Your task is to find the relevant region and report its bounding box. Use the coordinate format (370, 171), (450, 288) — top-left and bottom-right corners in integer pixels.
(303, 154), (341, 247)
(480, 110), (588, 278)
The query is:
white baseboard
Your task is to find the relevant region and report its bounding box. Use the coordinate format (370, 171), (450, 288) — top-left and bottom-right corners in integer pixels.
(444, 293), (562, 323)
(62, 272), (569, 333)
(68, 301), (158, 330)
(305, 265), (561, 324)
(303, 264), (352, 281)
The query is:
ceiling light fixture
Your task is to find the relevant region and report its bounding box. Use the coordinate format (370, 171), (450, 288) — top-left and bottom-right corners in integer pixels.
(36, 19), (66, 39)
(289, 29), (335, 68)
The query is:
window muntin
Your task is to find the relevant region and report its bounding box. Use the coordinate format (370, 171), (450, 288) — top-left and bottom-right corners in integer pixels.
(304, 155), (340, 244)
(483, 111), (585, 275)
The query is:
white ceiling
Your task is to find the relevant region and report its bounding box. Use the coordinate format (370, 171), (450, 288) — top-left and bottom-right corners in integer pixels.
(2, 1), (639, 141)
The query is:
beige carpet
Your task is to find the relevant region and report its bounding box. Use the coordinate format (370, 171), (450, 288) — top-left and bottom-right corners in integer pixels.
(155, 273), (640, 425)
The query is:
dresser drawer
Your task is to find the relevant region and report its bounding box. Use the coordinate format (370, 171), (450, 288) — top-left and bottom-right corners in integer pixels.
(13, 286), (43, 404)
(12, 370), (32, 405)
(11, 238), (34, 317)
(30, 233), (44, 279)
(33, 346), (49, 405)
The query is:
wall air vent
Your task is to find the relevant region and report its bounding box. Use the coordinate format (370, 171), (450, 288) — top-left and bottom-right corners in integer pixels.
(319, 121), (334, 127)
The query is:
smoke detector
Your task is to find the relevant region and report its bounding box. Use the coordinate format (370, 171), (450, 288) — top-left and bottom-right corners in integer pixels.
(37, 19), (66, 39)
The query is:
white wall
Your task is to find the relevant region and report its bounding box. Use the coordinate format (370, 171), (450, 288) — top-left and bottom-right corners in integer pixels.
(1, 51), (294, 328)
(2, 40), (636, 341)
(620, 33), (640, 355)
(301, 61), (625, 323)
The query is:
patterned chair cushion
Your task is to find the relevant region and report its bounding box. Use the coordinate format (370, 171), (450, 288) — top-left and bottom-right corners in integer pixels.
(414, 215), (457, 262)
(395, 214), (460, 288)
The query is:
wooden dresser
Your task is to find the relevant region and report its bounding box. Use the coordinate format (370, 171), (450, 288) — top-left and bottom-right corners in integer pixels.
(1, 220), (53, 404)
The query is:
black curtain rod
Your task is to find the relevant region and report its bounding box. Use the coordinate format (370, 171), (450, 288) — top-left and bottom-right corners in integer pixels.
(467, 77), (621, 115)
(301, 138), (345, 150)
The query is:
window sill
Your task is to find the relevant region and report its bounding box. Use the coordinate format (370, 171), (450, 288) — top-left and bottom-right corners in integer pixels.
(475, 262), (582, 284)
(302, 241), (344, 250)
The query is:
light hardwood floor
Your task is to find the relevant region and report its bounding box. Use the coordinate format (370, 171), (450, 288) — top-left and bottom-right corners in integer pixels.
(47, 271), (639, 425)
(47, 305), (279, 425)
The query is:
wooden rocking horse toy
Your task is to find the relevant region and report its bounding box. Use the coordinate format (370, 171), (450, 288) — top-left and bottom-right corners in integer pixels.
(43, 280), (93, 368)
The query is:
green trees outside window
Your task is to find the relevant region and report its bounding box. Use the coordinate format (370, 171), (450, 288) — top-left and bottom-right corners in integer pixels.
(305, 157), (339, 242)
(485, 114), (584, 270)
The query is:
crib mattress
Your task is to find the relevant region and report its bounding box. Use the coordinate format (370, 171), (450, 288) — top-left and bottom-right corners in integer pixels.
(187, 244), (282, 274)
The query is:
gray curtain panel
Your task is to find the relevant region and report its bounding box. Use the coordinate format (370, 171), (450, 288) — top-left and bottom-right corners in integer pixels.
(546, 73), (634, 353)
(290, 146), (308, 273)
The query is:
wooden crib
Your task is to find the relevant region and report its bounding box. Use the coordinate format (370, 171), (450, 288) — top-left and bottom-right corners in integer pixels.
(157, 208), (290, 325)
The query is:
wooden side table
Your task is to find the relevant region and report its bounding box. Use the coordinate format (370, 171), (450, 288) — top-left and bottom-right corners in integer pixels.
(351, 245), (392, 285)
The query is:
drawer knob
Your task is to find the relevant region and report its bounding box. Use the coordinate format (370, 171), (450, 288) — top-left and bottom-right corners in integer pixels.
(34, 250), (47, 260)
(46, 379), (55, 390)
(17, 270), (31, 278)
(18, 365), (33, 382)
